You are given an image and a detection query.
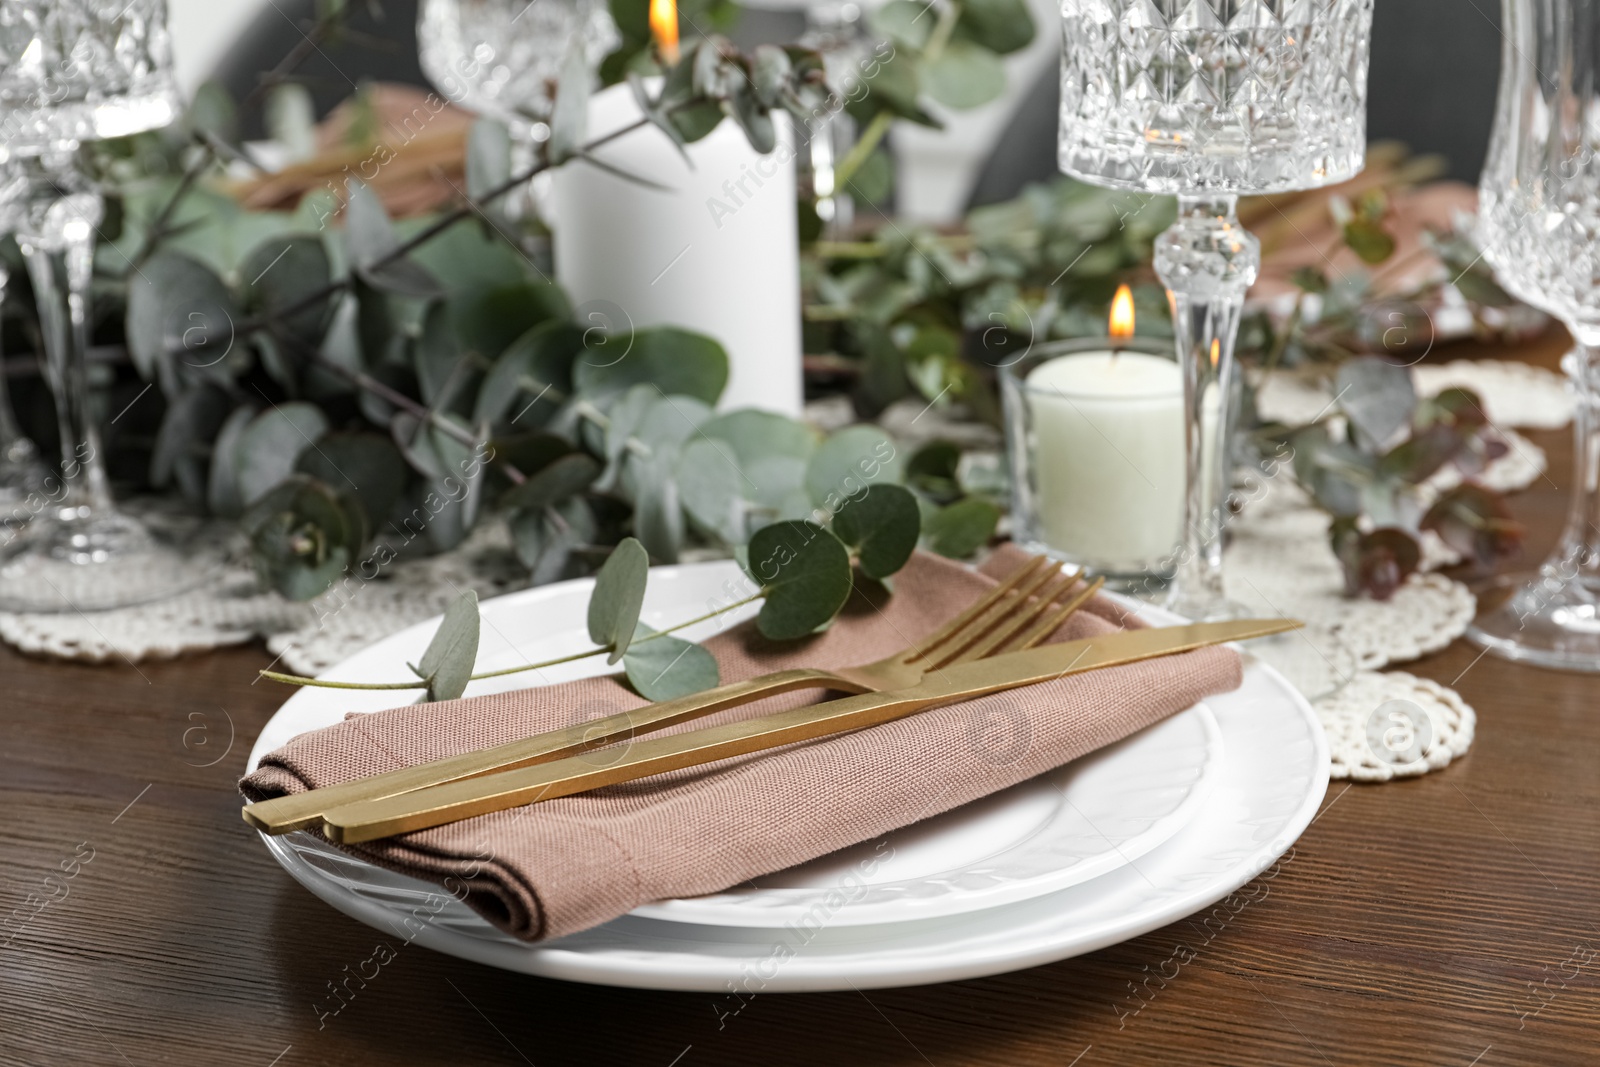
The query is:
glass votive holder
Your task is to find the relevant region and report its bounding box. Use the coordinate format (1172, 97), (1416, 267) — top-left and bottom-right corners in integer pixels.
(1000, 337), (1185, 593)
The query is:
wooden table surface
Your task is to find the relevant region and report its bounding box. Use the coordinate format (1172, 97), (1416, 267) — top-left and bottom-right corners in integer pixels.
(4, 333), (1598, 1067)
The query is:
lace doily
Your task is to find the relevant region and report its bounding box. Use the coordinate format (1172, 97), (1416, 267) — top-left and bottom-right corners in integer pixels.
(1310, 669), (1477, 782)
(1253, 358), (1575, 430)
(0, 520), (535, 675)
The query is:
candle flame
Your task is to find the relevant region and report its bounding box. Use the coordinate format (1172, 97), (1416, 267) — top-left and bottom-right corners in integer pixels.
(1209, 338), (1221, 368)
(1109, 284), (1135, 340)
(650, 0), (679, 63)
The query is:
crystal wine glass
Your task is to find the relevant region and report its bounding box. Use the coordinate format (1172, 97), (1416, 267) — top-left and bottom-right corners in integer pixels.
(418, 0), (619, 219)
(1058, 0), (1374, 621)
(0, 0), (191, 612)
(1466, 0), (1600, 670)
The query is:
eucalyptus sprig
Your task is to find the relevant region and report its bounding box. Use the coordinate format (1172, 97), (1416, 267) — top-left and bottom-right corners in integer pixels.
(1258, 357), (1524, 599)
(261, 480), (926, 702)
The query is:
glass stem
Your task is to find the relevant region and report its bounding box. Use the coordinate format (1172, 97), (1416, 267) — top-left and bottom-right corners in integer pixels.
(18, 182), (112, 516)
(1153, 194), (1260, 619)
(1543, 345), (1600, 588)
(0, 266), (27, 455)
(801, 1), (861, 237)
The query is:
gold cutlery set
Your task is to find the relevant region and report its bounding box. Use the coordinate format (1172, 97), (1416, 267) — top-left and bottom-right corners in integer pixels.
(243, 557), (1298, 844)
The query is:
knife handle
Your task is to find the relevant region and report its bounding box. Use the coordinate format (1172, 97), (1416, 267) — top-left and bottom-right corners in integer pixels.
(242, 667), (841, 835)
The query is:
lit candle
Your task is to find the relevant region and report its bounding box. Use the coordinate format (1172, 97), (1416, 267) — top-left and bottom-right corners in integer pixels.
(547, 0), (802, 416)
(1024, 286), (1185, 571)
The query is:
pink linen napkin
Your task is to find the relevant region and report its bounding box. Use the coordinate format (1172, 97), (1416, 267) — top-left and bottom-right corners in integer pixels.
(243, 546), (1241, 942)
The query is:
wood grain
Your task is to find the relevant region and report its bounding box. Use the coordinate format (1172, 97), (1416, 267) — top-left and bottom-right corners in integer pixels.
(4, 332), (1598, 1066)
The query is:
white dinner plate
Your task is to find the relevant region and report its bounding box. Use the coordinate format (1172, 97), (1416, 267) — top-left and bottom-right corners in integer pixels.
(249, 563), (1328, 990)
(634, 703), (1221, 926)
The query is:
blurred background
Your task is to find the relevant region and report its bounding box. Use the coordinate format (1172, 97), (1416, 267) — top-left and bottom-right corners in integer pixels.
(173, 0), (1501, 221)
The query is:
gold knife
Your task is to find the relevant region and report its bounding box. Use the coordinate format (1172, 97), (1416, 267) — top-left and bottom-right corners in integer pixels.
(316, 618), (1297, 845)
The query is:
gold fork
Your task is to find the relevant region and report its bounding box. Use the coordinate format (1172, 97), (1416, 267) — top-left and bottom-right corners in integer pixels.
(243, 556), (1103, 835)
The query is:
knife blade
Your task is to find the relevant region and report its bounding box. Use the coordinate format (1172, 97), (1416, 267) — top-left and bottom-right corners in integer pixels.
(317, 617), (1298, 844)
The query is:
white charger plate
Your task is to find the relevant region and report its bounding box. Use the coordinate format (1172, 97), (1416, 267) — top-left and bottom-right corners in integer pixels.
(250, 563), (1328, 990)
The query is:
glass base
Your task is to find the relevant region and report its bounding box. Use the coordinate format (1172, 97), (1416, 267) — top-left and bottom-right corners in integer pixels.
(1466, 569), (1600, 673)
(0, 505), (209, 613)
(0, 439), (50, 515)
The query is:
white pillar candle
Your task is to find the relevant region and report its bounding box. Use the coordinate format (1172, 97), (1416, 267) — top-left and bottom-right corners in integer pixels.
(549, 84), (803, 416)
(1026, 350), (1185, 570)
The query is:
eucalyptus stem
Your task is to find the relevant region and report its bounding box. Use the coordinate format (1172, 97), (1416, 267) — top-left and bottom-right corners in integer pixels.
(571, 397), (651, 459)
(835, 0), (960, 190)
(274, 326), (529, 485)
(230, 117), (653, 337)
(126, 140), (217, 271)
(257, 593), (763, 690)
(832, 110), (892, 191)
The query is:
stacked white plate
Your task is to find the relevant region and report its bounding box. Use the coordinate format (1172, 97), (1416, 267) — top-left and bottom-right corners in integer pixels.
(248, 562), (1329, 992)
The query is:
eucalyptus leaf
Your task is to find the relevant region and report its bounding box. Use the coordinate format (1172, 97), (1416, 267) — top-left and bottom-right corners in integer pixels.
(407, 213), (537, 296)
(241, 234), (332, 347)
(344, 180), (445, 299)
(474, 321), (583, 426)
(511, 496), (595, 583)
(588, 536), (649, 662)
(728, 84), (776, 154)
(454, 282), (572, 363)
(150, 383), (229, 490)
(631, 456), (685, 562)
(239, 474), (361, 601)
(1336, 357), (1416, 449)
(749, 45), (791, 107)
(906, 439), (963, 504)
(669, 100), (725, 144)
(804, 424), (901, 510)
(632, 393), (712, 456)
(601, 384), (657, 474)
(923, 498), (1000, 558)
(923, 40), (1007, 110)
(295, 432), (409, 531)
(414, 301), (472, 410)
(849, 48), (940, 127)
(677, 436), (747, 542)
(956, 0), (1036, 54)
(624, 622), (720, 700)
(1343, 218), (1396, 265)
(745, 455), (811, 514)
(698, 409), (816, 465)
(870, 0), (934, 48)
(746, 520), (852, 640)
(416, 589), (481, 701)
(572, 326), (729, 405)
(235, 402), (331, 504)
(207, 403), (257, 518)
(500, 451), (602, 512)
(851, 148), (894, 207)
(831, 483), (921, 579)
(125, 252), (239, 382)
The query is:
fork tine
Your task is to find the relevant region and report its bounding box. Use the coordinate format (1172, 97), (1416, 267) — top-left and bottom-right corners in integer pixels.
(940, 569), (1082, 667)
(1011, 576), (1105, 650)
(911, 558), (1063, 666)
(903, 555), (1051, 663)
